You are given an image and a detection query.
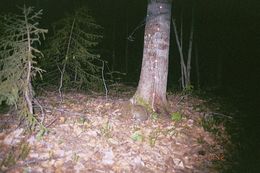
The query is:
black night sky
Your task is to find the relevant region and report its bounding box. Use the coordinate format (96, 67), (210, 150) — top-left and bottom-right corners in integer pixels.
(0, 0), (259, 172)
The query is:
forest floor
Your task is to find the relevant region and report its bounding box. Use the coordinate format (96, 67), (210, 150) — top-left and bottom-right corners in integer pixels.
(0, 86), (235, 173)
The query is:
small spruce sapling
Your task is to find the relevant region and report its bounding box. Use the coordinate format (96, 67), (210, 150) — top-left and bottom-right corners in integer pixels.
(0, 6), (47, 129)
(43, 7), (103, 98)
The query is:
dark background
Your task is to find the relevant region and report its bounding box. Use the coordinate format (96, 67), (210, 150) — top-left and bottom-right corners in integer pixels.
(0, 0), (259, 118)
(0, 0), (259, 96)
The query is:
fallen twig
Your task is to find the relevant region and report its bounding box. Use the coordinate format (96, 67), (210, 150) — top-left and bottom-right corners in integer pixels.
(209, 112), (233, 119)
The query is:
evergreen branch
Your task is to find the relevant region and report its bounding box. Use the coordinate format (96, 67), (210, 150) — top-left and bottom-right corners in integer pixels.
(0, 5), (47, 130)
(41, 7), (102, 91)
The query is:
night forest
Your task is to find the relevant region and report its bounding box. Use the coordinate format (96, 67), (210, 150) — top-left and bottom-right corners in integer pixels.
(0, 0), (259, 172)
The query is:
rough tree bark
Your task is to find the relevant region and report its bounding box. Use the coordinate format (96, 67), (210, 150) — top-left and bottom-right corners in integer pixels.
(132, 0), (172, 116)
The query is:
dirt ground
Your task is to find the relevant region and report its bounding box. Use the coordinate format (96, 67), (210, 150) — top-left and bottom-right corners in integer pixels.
(0, 88), (232, 173)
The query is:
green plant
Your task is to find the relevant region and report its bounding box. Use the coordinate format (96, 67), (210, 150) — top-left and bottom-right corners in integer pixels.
(182, 84), (194, 95)
(0, 6), (47, 129)
(77, 116), (87, 125)
(42, 7), (103, 92)
(151, 112), (158, 120)
(36, 126), (48, 140)
(18, 142), (31, 160)
(171, 112), (182, 121)
(148, 130), (160, 147)
(197, 136), (205, 144)
(131, 131), (143, 142)
(0, 141), (31, 168)
(0, 151), (16, 168)
(101, 120), (112, 138)
(163, 126), (177, 136)
(72, 153), (80, 162)
(200, 114), (222, 135)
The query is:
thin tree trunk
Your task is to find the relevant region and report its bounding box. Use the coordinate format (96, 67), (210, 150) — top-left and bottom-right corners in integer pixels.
(180, 11), (183, 52)
(24, 7), (33, 115)
(217, 54), (223, 88)
(59, 18), (75, 102)
(125, 3), (129, 75)
(172, 8), (194, 90)
(187, 9), (194, 86)
(111, 0), (116, 72)
(195, 43), (200, 89)
(133, 0), (172, 116)
(172, 19), (187, 89)
(180, 11), (185, 89)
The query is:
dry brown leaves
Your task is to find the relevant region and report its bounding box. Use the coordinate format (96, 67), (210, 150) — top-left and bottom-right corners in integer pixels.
(0, 90), (231, 173)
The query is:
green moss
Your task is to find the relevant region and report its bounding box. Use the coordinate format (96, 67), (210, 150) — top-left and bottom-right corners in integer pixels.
(134, 96), (152, 111)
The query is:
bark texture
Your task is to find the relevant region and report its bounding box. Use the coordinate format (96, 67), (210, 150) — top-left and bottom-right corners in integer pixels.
(133, 0), (172, 116)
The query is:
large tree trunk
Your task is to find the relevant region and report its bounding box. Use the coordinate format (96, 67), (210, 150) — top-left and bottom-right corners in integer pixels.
(132, 0), (172, 116)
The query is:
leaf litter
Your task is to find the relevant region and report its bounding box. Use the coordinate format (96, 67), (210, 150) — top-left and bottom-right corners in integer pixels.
(0, 89), (233, 172)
